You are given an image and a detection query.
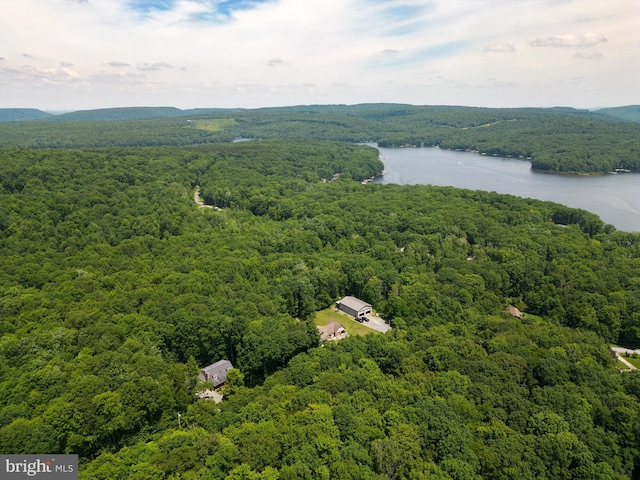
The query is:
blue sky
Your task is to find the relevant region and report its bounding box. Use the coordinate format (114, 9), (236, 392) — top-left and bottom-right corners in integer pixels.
(127, 0), (269, 19)
(0, 0), (638, 110)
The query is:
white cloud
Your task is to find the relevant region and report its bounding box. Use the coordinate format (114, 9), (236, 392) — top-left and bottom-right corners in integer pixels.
(530, 32), (607, 48)
(0, 0), (637, 109)
(136, 62), (174, 71)
(574, 51), (603, 60)
(482, 43), (516, 53)
(0, 64), (85, 86)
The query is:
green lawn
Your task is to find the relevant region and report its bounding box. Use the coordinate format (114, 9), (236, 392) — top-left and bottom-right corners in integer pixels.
(314, 308), (380, 336)
(622, 355), (640, 369)
(616, 359), (631, 370)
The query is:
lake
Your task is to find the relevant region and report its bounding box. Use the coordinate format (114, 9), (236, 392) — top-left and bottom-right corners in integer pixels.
(371, 145), (640, 233)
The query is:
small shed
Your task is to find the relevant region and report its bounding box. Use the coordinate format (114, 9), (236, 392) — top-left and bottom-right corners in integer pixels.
(199, 359), (234, 387)
(336, 296), (372, 320)
(318, 320), (347, 342)
(506, 306), (522, 319)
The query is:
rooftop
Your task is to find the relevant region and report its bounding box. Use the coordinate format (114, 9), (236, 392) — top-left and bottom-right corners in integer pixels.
(337, 296), (371, 311)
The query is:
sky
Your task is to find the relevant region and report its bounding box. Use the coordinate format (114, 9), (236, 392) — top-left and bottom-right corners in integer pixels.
(1, 0), (638, 111)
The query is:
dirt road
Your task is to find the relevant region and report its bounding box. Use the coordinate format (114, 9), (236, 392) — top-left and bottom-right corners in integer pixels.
(194, 187), (220, 210)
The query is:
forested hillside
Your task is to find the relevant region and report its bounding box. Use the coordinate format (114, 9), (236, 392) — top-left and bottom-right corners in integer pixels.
(1, 140), (640, 478)
(1, 104), (639, 173)
(0, 108), (52, 122)
(597, 106), (640, 123)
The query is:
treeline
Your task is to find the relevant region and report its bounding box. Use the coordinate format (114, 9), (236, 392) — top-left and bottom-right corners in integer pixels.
(1, 141), (640, 477)
(1, 104), (639, 173)
(0, 118), (235, 148)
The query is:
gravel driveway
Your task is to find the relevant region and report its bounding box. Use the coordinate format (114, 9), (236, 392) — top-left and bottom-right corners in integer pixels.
(361, 314), (391, 333)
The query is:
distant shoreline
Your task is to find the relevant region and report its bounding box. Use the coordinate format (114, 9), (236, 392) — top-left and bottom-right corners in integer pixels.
(377, 144), (638, 177)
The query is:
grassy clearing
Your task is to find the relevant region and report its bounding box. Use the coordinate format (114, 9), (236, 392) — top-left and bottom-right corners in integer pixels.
(314, 308), (380, 336)
(622, 355), (640, 369)
(193, 119), (236, 132)
(616, 359), (631, 370)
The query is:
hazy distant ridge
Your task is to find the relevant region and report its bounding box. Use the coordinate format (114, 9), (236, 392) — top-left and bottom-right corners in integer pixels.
(596, 105), (640, 122)
(0, 108), (52, 122)
(2, 104), (638, 123)
(48, 106), (189, 122)
(0, 106), (230, 123)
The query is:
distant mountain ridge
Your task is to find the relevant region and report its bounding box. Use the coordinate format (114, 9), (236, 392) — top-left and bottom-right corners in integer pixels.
(2, 104), (639, 123)
(596, 105), (640, 122)
(46, 106), (205, 122)
(0, 108), (53, 122)
(0, 106), (228, 123)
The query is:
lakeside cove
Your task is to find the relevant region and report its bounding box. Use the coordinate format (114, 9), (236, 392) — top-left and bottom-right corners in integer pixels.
(371, 144), (640, 232)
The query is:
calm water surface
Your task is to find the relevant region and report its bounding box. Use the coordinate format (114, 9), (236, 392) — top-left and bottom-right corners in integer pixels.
(372, 146), (640, 233)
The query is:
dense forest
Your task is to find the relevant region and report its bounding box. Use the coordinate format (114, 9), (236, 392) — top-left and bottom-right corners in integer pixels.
(1, 136), (640, 478)
(1, 104), (639, 174)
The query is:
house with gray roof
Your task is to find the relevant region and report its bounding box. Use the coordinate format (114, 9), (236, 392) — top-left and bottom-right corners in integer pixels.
(198, 359), (234, 387)
(336, 296), (372, 320)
